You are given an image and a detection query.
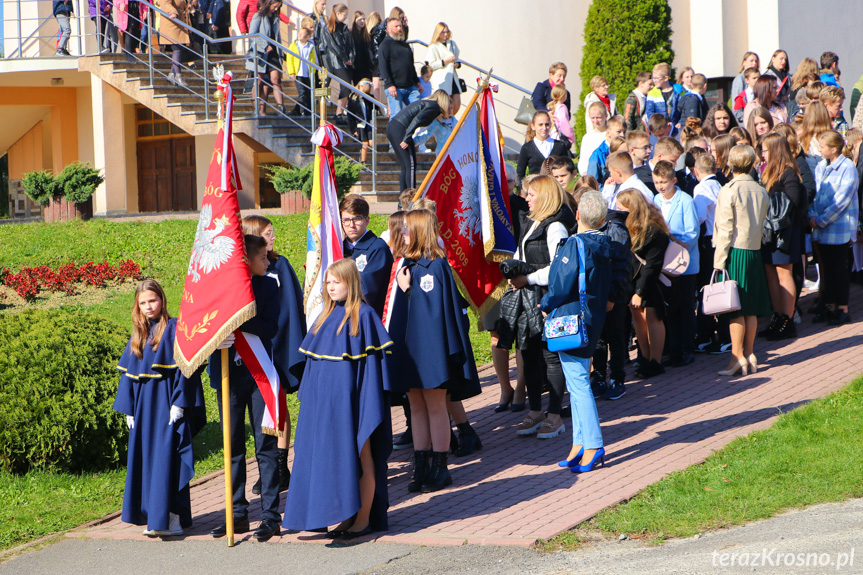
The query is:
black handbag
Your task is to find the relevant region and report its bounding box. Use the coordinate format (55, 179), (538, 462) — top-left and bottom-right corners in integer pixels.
(762, 190), (793, 252)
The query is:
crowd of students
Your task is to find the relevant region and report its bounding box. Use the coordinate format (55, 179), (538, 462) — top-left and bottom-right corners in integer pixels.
(512, 48), (861, 401)
(109, 26), (863, 541)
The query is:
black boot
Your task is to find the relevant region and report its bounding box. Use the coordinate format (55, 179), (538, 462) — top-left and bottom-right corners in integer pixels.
(453, 422), (482, 457)
(277, 448), (291, 492)
(758, 312), (781, 338)
(421, 451), (453, 493)
(449, 428), (460, 455)
(767, 314), (797, 341)
(407, 449), (430, 493)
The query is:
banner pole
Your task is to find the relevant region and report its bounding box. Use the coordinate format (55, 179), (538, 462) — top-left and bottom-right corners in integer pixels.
(221, 348), (235, 547)
(412, 80), (487, 204)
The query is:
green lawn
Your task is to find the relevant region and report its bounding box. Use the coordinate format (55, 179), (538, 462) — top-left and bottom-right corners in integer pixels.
(541, 375), (863, 550)
(0, 214), (490, 552)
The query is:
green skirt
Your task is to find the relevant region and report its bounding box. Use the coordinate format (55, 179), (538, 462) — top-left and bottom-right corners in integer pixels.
(723, 248), (772, 319)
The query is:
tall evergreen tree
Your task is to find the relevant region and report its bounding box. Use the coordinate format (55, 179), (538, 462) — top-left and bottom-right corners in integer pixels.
(574, 0), (674, 160)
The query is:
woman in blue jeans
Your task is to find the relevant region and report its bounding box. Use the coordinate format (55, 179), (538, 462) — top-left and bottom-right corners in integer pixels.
(541, 191), (614, 473)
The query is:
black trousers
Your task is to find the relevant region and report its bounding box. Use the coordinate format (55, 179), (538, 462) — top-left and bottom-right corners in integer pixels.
(217, 375), (281, 522)
(387, 122), (415, 192)
(592, 302), (628, 382)
(665, 274), (697, 358)
(696, 238), (730, 342)
(293, 75), (312, 114)
(124, 6), (142, 54)
(523, 338), (565, 414)
(818, 243), (850, 307)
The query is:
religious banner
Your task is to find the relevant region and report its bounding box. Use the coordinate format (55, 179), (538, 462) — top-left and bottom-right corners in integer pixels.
(174, 71), (256, 378)
(304, 124), (344, 327)
(416, 89), (512, 317)
(479, 85), (517, 254)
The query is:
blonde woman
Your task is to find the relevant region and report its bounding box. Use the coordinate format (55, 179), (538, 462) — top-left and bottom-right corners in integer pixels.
(425, 23), (462, 111)
(713, 145), (771, 376)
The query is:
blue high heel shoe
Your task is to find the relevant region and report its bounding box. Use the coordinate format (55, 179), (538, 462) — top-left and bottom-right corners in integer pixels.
(557, 447), (585, 468)
(571, 447), (606, 473)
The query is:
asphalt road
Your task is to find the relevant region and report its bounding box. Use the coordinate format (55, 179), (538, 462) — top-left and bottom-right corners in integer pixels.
(2, 499), (861, 575)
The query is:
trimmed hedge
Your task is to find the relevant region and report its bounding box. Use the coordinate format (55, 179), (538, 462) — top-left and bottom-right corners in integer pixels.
(0, 308), (130, 474)
(573, 0), (675, 160)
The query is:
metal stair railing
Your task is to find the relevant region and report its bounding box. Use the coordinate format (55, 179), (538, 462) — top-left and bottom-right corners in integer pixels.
(408, 39), (532, 157)
(4, 0), (390, 192)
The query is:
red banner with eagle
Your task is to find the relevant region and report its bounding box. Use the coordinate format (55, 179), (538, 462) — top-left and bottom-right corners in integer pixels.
(174, 71), (256, 378)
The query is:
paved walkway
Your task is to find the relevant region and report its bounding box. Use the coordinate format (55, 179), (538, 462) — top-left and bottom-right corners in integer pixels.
(72, 286), (863, 547)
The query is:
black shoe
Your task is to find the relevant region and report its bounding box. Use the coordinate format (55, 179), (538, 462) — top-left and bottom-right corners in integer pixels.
(766, 314), (797, 340)
(338, 526), (374, 540)
(510, 402), (526, 412)
(560, 404), (571, 418)
(277, 448), (291, 492)
(661, 355), (677, 368)
(211, 517), (250, 537)
(251, 477), (262, 495)
(647, 359), (665, 377)
(813, 308), (833, 323)
(393, 427), (413, 450)
(828, 311), (851, 326)
(493, 401), (511, 413)
(758, 312), (782, 338)
(590, 371), (607, 399)
(602, 379), (626, 400)
(421, 451), (453, 493)
(673, 353), (694, 367)
(254, 518), (281, 541)
(407, 449), (430, 492)
(453, 422), (482, 457)
(449, 428), (460, 455)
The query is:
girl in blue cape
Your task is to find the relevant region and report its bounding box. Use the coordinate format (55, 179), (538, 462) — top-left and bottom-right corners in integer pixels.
(396, 209), (481, 493)
(242, 215), (307, 493)
(114, 279), (205, 536)
(283, 258), (393, 540)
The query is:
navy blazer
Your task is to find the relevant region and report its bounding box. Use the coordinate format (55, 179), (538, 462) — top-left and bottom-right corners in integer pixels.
(344, 230), (394, 318)
(209, 274), (281, 387)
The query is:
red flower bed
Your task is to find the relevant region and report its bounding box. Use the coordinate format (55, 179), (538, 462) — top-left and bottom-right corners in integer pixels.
(2, 260), (142, 302)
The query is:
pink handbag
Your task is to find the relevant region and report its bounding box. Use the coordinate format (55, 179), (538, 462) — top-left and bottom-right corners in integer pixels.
(702, 270), (741, 315)
(662, 239), (690, 277)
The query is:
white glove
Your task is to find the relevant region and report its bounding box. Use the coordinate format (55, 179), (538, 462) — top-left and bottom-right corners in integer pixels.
(216, 333), (236, 349)
(126, 415), (135, 429)
(168, 405), (184, 425)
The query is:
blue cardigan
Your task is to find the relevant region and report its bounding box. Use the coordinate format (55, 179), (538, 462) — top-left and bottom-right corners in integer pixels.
(540, 231), (613, 358)
(653, 189), (700, 275)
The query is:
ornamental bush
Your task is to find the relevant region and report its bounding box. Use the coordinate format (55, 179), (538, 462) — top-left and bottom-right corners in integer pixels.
(265, 156), (364, 200)
(0, 309), (130, 474)
(573, 0), (675, 160)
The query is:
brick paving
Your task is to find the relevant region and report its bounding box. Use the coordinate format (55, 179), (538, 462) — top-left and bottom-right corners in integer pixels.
(72, 286), (863, 547)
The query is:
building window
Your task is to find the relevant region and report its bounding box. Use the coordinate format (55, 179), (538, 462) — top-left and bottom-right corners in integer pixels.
(135, 106), (185, 140)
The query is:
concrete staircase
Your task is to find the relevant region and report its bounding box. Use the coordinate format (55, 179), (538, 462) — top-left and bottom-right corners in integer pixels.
(79, 52), (435, 202)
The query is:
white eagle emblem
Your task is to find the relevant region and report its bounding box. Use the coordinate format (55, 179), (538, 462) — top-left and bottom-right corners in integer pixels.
(453, 175), (481, 246)
(186, 204), (235, 282)
(355, 254), (368, 272)
(420, 274), (434, 292)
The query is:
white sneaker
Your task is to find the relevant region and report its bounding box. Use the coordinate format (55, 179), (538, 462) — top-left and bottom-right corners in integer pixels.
(804, 279), (819, 290)
(146, 512), (184, 537)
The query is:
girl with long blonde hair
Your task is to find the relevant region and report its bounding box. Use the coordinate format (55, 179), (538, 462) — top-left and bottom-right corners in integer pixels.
(283, 258), (394, 539)
(616, 189), (670, 378)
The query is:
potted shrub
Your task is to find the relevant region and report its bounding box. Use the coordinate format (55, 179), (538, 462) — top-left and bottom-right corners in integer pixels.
(22, 163), (103, 222)
(265, 157), (364, 215)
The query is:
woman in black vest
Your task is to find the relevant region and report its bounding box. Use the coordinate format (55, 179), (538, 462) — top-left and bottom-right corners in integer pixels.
(387, 90), (452, 193)
(505, 175), (574, 440)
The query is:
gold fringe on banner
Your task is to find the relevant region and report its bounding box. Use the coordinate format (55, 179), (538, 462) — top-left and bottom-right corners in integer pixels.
(174, 301), (258, 378)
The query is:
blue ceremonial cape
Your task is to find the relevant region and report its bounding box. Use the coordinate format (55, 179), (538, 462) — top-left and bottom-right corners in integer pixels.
(283, 302), (393, 532)
(344, 230), (394, 318)
(404, 257), (481, 401)
(383, 258), (418, 395)
(267, 256), (307, 393)
(113, 318), (205, 531)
